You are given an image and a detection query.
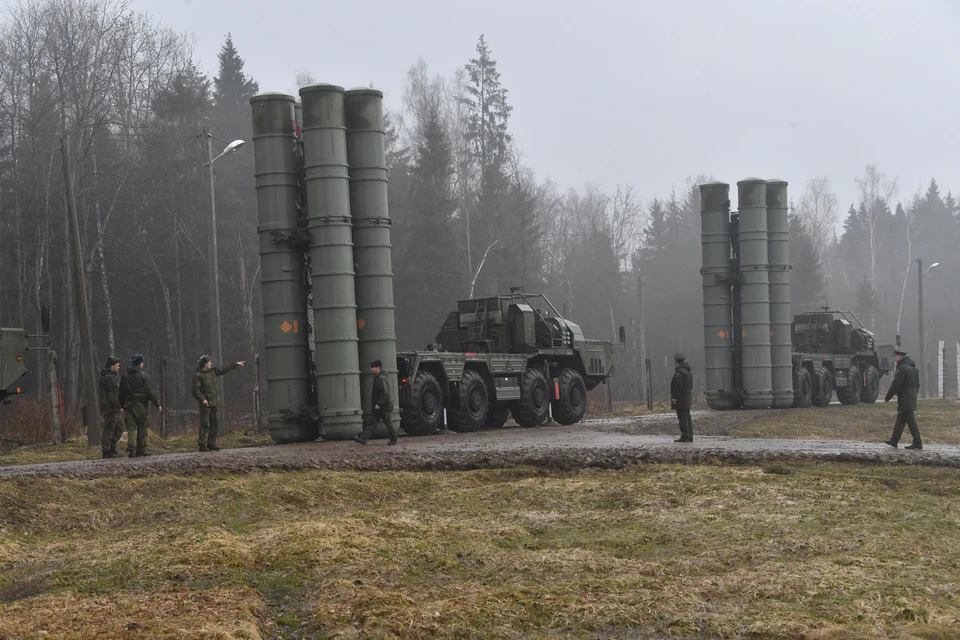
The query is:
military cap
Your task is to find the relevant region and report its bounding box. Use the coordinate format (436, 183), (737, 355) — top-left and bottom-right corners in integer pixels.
(198, 354), (211, 367)
(893, 349), (908, 356)
(370, 359), (382, 368)
(674, 352), (686, 361)
(130, 354), (144, 366)
(104, 356), (120, 367)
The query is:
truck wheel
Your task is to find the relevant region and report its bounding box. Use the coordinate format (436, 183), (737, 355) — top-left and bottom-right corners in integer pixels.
(400, 370), (443, 436)
(860, 365), (881, 403)
(511, 368), (549, 427)
(484, 406), (510, 429)
(793, 367), (813, 408)
(837, 365), (862, 405)
(450, 369), (488, 433)
(552, 368), (587, 425)
(812, 369), (833, 407)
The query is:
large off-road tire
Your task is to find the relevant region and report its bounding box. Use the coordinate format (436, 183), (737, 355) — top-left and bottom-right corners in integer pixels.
(812, 368), (833, 407)
(551, 368), (587, 425)
(793, 367), (813, 408)
(484, 406), (510, 429)
(449, 369), (489, 433)
(837, 364), (862, 405)
(400, 370), (444, 436)
(860, 364), (881, 403)
(511, 368), (550, 427)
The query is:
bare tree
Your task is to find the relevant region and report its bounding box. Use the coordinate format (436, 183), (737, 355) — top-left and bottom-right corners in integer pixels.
(796, 175), (839, 263)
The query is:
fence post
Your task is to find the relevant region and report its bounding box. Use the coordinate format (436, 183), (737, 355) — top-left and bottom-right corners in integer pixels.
(160, 356), (167, 437)
(645, 358), (653, 410)
(254, 354), (262, 433)
(938, 340), (945, 399)
(48, 350), (61, 444)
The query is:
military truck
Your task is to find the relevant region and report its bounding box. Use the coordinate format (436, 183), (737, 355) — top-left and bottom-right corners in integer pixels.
(396, 289), (618, 435)
(0, 307), (50, 404)
(791, 309), (894, 408)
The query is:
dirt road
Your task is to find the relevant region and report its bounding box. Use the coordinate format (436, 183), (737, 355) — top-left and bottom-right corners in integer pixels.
(2, 411), (956, 479)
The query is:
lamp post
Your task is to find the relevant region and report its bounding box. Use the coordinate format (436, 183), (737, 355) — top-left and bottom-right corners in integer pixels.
(202, 131), (245, 369)
(917, 258), (939, 397)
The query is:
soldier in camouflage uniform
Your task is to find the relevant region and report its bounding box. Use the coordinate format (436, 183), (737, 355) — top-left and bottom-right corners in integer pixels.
(884, 349), (923, 450)
(191, 355), (244, 452)
(118, 354), (162, 457)
(671, 352), (694, 442)
(99, 356), (124, 458)
(353, 360), (398, 445)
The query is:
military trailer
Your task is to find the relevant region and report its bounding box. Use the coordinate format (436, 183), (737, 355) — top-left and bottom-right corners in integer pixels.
(396, 289), (615, 435)
(0, 328), (29, 403)
(700, 179), (894, 411)
(791, 309), (894, 408)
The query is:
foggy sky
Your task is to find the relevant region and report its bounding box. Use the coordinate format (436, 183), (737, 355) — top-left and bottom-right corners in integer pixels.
(132, 0), (960, 218)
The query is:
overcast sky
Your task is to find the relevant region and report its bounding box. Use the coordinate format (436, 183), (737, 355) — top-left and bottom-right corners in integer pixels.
(132, 0), (960, 220)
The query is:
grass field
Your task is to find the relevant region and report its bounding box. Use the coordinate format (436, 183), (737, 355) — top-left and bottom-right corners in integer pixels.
(2, 463), (959, 639)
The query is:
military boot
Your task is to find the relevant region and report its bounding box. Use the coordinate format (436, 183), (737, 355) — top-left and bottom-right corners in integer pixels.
(128, 450), (137, 458)
(138, 451), (151, 457)
(388, 438), (398, 446)
(353, 436), (367, 445)
(199, 445), (209, 452)
(103, 450), (123, 459)
(208, 443), (220, 451)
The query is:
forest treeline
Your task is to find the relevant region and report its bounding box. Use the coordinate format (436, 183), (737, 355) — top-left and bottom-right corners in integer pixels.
(1, 0), (957, 416)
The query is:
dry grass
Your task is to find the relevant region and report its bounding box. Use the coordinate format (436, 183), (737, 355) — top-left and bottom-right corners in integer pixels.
(0, 428), (272, 467)
(732, 400), (960, 444)
(3, 464), (960, 638)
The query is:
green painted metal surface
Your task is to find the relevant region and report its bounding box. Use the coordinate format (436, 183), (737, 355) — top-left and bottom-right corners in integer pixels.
(250, 93), (314, 443)
(345, 88), (400, 433)
(299, 84), (363, 439)
(700, 182), (737, 409)
(766, 180), (793, 408)
(737, 179), (773, 409)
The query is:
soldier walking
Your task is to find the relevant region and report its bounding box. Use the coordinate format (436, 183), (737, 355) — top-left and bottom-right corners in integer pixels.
(353, 359), (398, 446)
(118, 354), (162, 457)
(99, 356), (124, 459)
(192, 355), (244, 452)
(671, 352), (694, 442)
(884, 349), (922, 450)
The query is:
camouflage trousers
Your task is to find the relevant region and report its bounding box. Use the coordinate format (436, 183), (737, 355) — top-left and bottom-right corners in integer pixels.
(198, 405), (220, 449)
(124, 404), (149, 454)
(890, 411), (922, 446)
(358, 409), (397, 441)
(676, 408), (693, 440)
(100, 412), (124, 453)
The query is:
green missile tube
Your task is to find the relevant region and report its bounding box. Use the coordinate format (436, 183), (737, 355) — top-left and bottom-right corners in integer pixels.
(700, 182), (736, 409)
(345, 88), (400, 434)
(766, 180), (793, 408)
(737, 179), (773, 409)
(299, 84), (363, 439)
(250, 93), (315, 443)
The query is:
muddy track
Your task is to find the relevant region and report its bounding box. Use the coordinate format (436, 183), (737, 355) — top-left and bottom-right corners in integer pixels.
(2, 411), (957, 480)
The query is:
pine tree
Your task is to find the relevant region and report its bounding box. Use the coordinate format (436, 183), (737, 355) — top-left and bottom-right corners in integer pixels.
(788, 213), (824, 312)
(462, 35), (512, 195)
(212, 34), (259, 143)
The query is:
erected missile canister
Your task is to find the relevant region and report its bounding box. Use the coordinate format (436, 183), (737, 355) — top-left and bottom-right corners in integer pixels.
(344, 88), (400, 431)
(766, 180), (793, 409)
(700, 182), (736, 409)
(250, 93), (314, 443)
(299, 84), (363, 439)
(737, 178), (773, 409)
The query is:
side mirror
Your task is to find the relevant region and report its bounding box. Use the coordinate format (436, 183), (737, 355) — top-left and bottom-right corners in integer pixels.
(41, 305), (51, 335)
(618, 326), (626, 343)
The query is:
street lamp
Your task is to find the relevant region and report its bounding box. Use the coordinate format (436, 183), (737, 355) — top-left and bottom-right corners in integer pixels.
(917, 258), (939, 397)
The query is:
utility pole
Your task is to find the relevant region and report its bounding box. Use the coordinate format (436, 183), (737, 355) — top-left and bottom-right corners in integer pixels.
(637, 277), (647, 406)
(917, 258), (924, 397)
(204, 128), (225, 427)
(61, 136), (100, 447)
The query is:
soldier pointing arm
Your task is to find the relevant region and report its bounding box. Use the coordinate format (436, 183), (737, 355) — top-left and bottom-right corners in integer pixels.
(192, 355), (245, 452)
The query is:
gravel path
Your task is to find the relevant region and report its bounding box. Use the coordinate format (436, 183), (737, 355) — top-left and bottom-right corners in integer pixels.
(1, 411), (955, 479)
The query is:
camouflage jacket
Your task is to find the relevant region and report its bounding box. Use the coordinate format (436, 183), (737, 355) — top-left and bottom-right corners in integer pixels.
(191, 362), (239, 408)
(98, 368), (121, 413)
(118, 367), (161, 409)
(371, 371), (393, 412)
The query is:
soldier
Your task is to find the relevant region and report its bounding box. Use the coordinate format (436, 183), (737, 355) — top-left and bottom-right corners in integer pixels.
(671, 352), (694, 442)
(884, 349), (922, 450)
(118, 354), (162, 457)
(191, 355), (244, 452)
(99, 356), (124, 459)
(353, 359), (398, 446)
